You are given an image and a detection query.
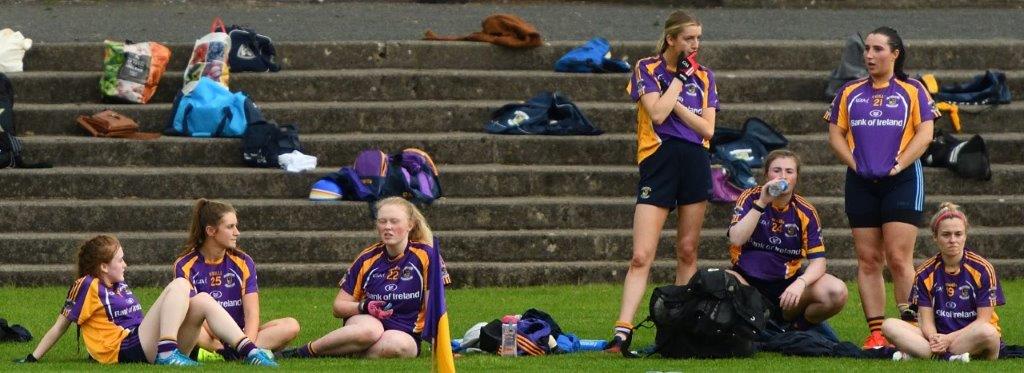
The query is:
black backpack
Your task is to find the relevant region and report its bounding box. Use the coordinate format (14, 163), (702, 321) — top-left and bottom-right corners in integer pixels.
(922, 129), (992, 181)
(241, 120), (302, 167)
(0, 73), (49, 169)
(641, 268), (770, 359)
(825, 33), (867, 101)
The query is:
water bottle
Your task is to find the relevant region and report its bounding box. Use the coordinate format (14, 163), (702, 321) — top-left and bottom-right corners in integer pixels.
(499, 315), (518, 357)
(767, 179), (789, 197)
(578, 339), (607, 351)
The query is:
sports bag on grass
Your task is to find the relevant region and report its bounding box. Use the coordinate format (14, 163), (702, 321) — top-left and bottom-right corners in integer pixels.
(635, 268), (769, 359)
(184, 17), (231, 94)
(100, 40), (171, 104)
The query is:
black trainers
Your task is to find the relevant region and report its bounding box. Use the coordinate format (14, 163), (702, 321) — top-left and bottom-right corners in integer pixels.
(899, 307), (917, 322)
(276, 347), (300, 359)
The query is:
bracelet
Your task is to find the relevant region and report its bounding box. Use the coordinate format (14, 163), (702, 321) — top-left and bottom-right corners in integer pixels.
(795, 277), (807, 286)
(357, 300), (368, 314)
(750, 202), (765, 213)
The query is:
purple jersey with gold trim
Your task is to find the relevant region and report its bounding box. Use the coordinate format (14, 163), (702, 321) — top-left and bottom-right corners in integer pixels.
(61, 275), (144, 364)
(339, 241), (451, 335)
(627, 55), (719, 164)
(824, 77), (939, 179)
(911, 249), (1005, 335)
(729, 188), (825, 281)
(174, 250), (258, 328)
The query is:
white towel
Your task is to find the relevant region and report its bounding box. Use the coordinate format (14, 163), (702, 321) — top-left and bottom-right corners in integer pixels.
(277, 150), (317, 173)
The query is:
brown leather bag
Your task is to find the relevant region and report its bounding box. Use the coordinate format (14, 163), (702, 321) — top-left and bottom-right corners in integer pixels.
(75, 110), (160, 139)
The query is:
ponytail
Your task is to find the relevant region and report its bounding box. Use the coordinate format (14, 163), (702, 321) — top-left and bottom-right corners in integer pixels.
(180, 198), (237, 257)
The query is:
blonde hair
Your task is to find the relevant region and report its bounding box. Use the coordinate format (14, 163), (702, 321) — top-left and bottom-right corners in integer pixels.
(930, 202), (968, 235)
(179, 198), (240, 257)
(656, 10), (702, 54)
(376, 197), (434, 245)
(76, 235), (120, 278)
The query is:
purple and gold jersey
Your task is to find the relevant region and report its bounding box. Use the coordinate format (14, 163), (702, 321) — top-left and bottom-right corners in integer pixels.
(912, 249), (1005, 335)
(824, 76), (940, 179)
(627, 55), (719, 164)
(339, 241), (451, 335)
(729, 188), (825, 281)
(60, 275), (144, 364)
(174, 250), (258, 328)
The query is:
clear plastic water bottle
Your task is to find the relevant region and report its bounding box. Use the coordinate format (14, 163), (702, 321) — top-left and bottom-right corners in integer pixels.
(767, 179), (789, 197)
(499, 315), (518, 357)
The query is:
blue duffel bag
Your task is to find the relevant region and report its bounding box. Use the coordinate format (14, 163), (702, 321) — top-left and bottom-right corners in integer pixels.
(165, 77), (261, 137)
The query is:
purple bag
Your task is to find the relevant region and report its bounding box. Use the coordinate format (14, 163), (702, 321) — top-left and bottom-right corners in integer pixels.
(710, 165), (743, 203)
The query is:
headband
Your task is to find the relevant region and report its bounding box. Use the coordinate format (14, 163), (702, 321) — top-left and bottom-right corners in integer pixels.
(931, 209), (967, 233)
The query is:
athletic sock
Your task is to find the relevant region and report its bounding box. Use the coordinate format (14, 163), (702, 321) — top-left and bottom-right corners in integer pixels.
(157, 338), (179, 359)
(613, 321), (633, 339)
(866, 316), (884, 333)
(296, 342), (317, 358)
(234, 337), (258, 358)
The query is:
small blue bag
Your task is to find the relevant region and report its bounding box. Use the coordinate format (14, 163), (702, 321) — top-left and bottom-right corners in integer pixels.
(554, 37), (630, 73)
(166, 77), (256, 137)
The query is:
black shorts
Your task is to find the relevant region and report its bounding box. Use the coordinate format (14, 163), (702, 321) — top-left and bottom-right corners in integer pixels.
(735, 267), (801, 321)
(118, 328), (148, 364)
(637, 138), (711, 208)
(844, 160), (924, 228)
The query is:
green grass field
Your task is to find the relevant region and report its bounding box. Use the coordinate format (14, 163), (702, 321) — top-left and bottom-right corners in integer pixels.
(1, 282), (1022, 372)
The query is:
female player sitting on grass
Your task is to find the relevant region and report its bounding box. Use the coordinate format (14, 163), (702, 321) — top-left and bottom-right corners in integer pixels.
(883, 202), (1005, 361)
(13, 235), (277, 366)
(279, 197), (450, 359)
(174, 199), (300, 360)
(727, 150), (848, 330)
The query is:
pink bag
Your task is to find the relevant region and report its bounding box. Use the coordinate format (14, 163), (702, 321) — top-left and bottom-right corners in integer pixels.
(710, 165), (744, 203)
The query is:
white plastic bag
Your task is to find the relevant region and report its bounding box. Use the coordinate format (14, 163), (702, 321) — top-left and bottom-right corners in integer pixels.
(183, 18), (231, 94)
(0, 28), (32, 72)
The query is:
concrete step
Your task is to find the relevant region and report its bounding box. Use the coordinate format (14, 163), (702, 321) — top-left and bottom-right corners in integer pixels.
(6, 258), (1024, 287)
(15, 101), (1024, 136)
(0, 196), (1020, 232)
(9, 70), (1023, 104)
(1, 165), (1023, 199)
(18, 133), (1024, 167)
(24, 40), (1024, 72)
(1, 227), (1019, 265)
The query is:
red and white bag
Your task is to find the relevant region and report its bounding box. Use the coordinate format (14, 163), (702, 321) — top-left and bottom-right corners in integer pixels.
(183, 17), (230, 94)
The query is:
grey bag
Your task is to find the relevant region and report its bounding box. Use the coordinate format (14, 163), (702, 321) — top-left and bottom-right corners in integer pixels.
(825, 33), (866, 101)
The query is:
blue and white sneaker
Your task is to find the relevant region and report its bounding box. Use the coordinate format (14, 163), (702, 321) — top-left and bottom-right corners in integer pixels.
(155, 349), (200, 366)
(243, 349), (278, 367)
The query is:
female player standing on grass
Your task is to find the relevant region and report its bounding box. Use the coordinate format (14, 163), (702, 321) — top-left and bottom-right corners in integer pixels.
(825, 26), (938, 349)
(607, 10), (718, 353)
(727, 150), (848, 331)
(173, 198), (300, 360)
(883, 203), (1004, 361)
(279, 197), (450, 359)
(13, 235), (277, 366)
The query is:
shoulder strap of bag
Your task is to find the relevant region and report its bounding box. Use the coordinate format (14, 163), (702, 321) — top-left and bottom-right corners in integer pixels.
(212, 107), (233, 137)
(210, 17), (227, 33)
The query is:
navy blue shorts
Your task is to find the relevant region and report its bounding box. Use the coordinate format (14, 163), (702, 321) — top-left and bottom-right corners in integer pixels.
(844, 160), (924, 228)
(735, 267), (802, 321)
(118, 328), (148, 364)
(637, 139), (711, 208)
